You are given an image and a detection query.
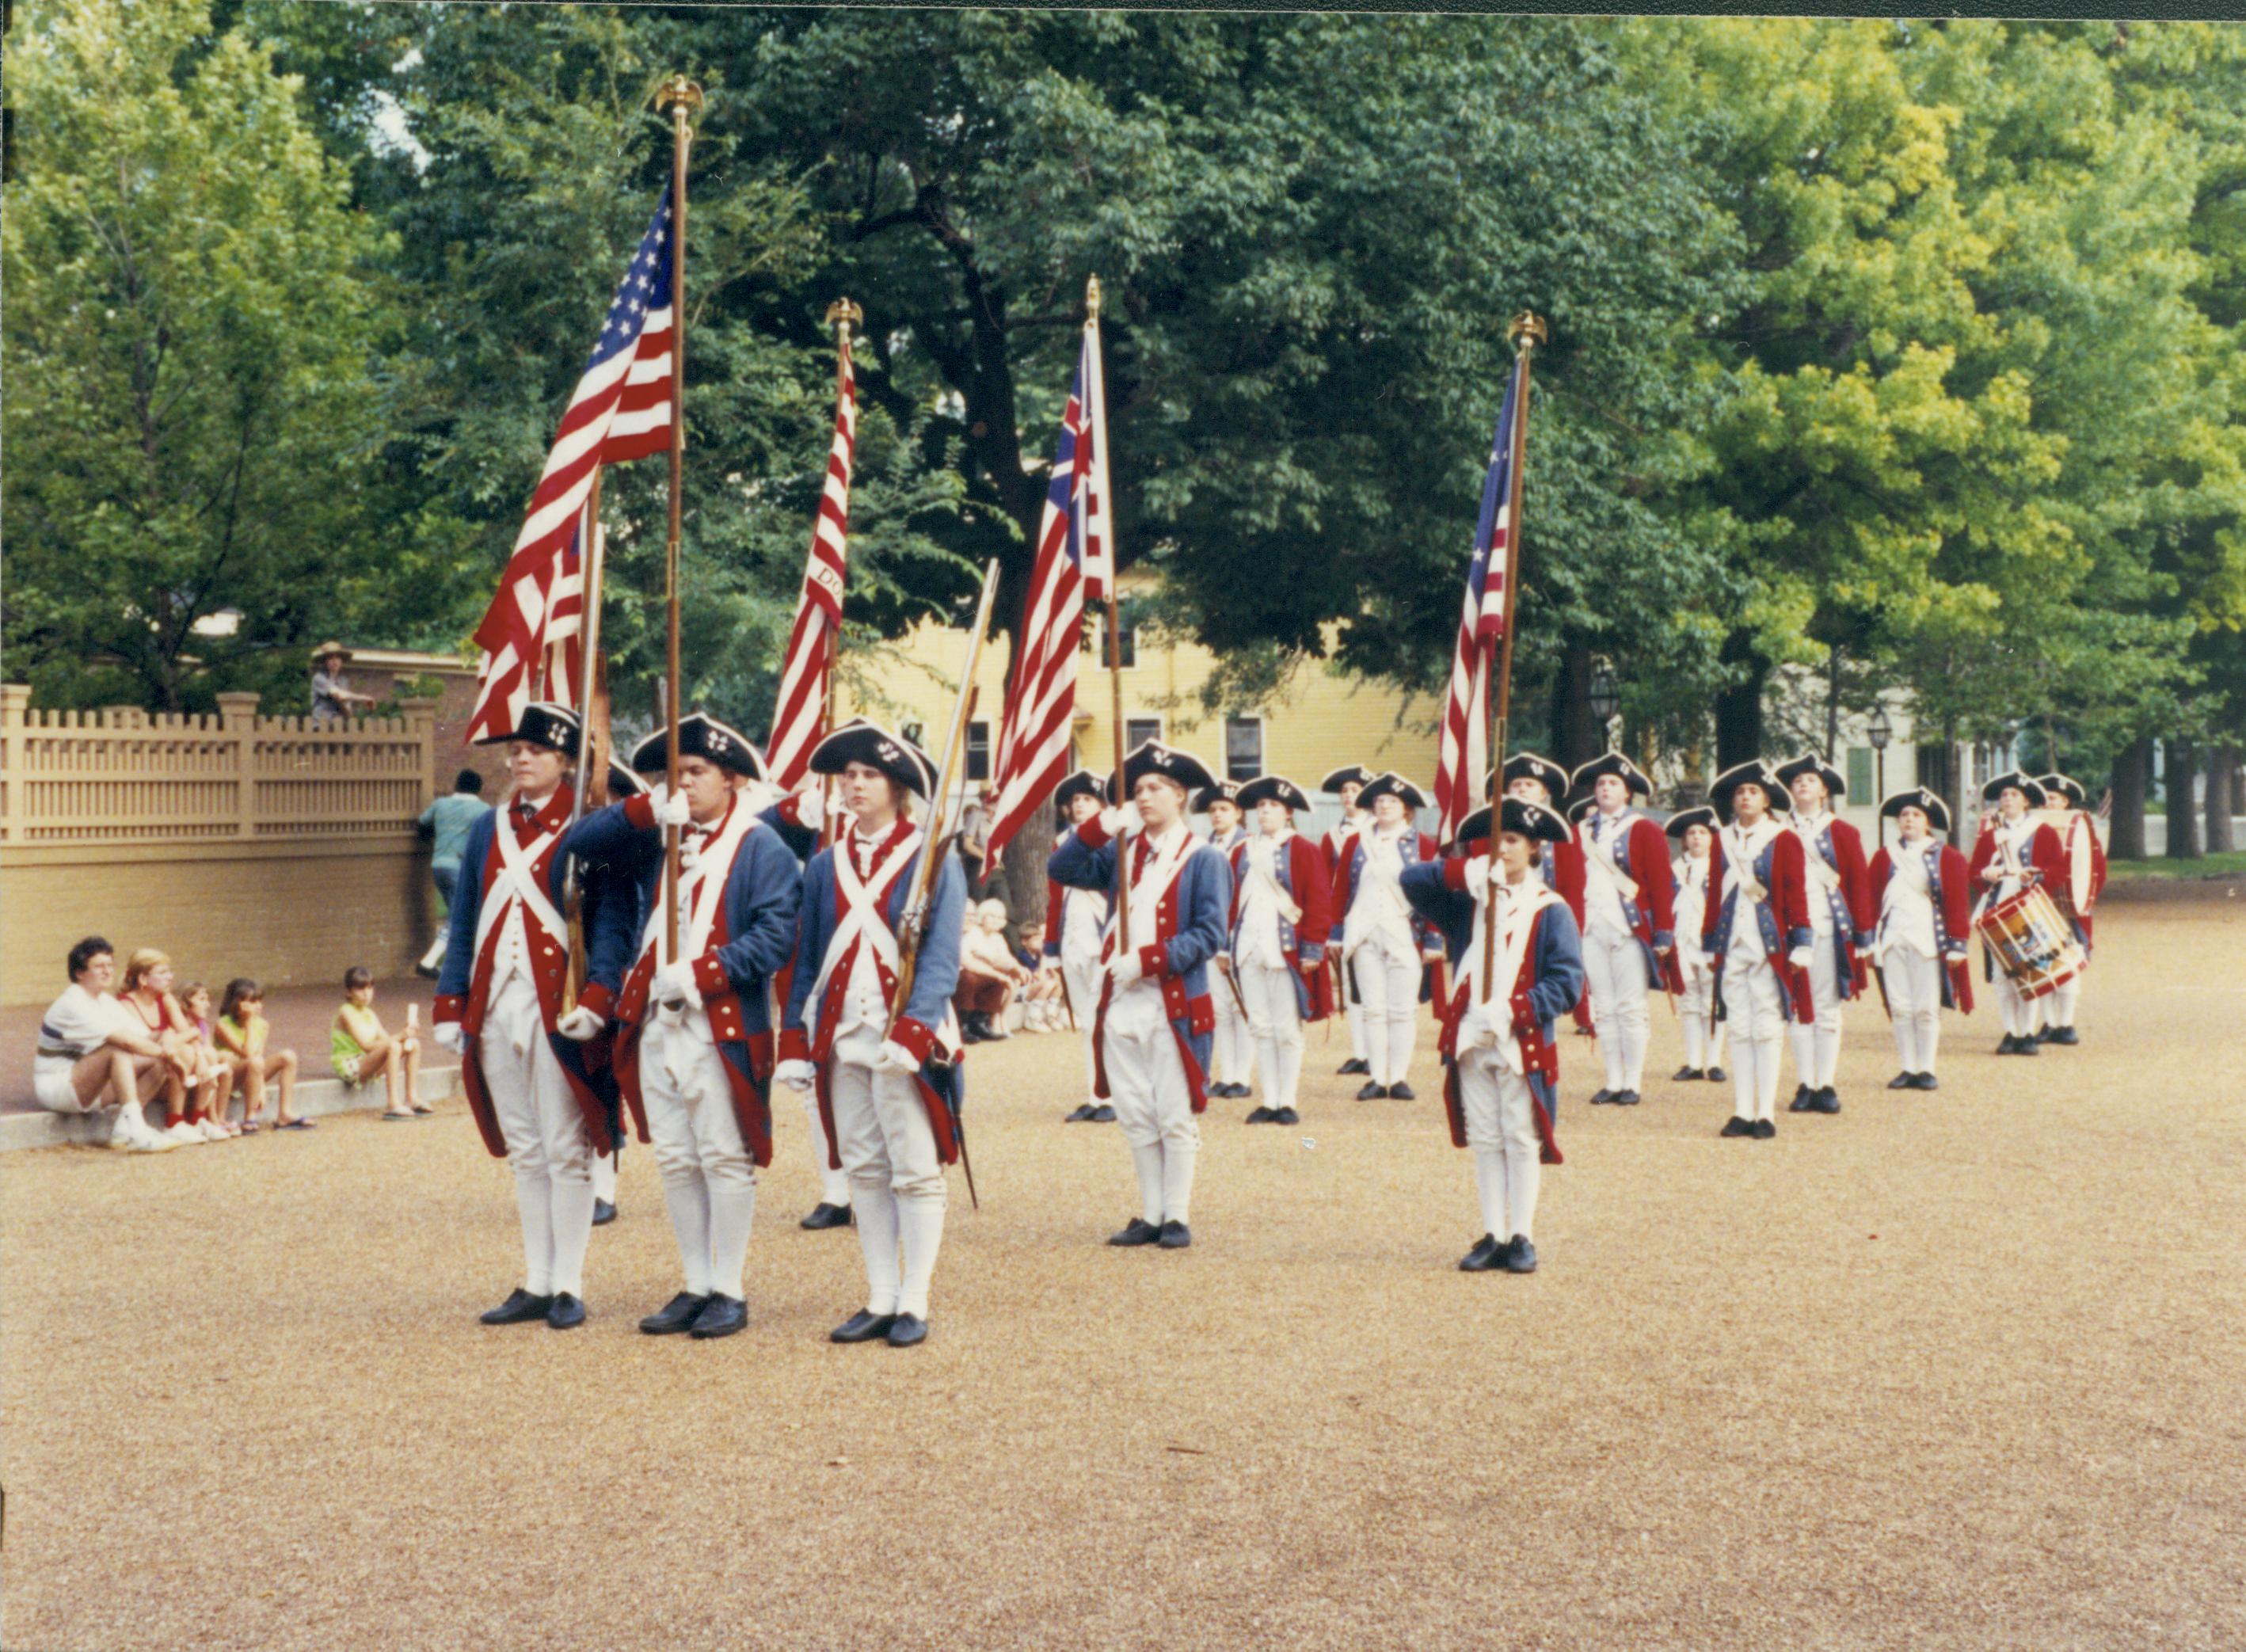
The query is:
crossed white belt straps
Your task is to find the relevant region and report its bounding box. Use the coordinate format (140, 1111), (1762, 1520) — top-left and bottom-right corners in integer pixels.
(477, 819), (569, 960)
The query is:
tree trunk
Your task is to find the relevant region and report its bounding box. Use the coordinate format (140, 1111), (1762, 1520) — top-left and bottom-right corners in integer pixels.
(2109, 736), (2149, 860)
(1548, 634), (1598, 771)
(1714, 632), (1767, 773)
(1823, 644), (1842, 756)
(1943, 718), (1968, 849)
(2164, 737), (2199, 860)
(2205, 742), (2238, 855)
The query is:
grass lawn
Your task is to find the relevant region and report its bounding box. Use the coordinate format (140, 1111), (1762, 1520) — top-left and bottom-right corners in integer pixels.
(2105, 849), (2246, 880)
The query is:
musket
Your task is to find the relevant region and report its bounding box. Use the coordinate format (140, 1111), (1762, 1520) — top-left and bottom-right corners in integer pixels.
(885, 558), (1002, 1210)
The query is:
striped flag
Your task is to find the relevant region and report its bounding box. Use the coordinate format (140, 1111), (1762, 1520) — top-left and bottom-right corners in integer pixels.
(466, 190), (677, 742)
(1433, 358), (1528, 844)
(984, 322), (1114, 869)
(764, 337), (857, 791)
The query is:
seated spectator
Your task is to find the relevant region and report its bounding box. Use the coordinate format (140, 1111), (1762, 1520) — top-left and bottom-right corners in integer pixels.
(31, 936), (181, 1152)
(954, 899), (1030, 1043)
(332, 966), (427, 1118)
(120, 947), (228, 1144)
(1014, 917), (1064, 1031)
(215, 978), (309, 1131)
(178, 981), (243, 1134)
(416, 769), (490, 976)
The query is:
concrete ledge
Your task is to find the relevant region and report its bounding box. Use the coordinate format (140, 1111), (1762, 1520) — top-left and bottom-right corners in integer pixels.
(1, 1062), (461, 1154)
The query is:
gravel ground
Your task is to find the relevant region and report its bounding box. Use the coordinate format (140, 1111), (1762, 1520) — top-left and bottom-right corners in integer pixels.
(6, 905), (2241, 1651)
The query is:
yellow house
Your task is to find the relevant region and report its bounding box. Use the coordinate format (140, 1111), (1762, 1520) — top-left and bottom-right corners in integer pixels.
(832, 570), (1440, 805)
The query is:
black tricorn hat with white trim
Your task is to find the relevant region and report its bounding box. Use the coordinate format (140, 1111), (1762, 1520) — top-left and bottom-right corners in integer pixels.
(1981, 770), (2047, 807)
(1053, 768), (1105, 811)
(603, 758), (645, 799)
(1709, 761), (1791, 820)
(809, 718), (935, 797)
(1357, 772), (1429, 812)
(1319, 763), (1376, 794)
(1236, 775), (1312, 814)
(1566, 794), (1598, 827)
(2037, 771), (2087, 808)
(630, 712), (767, 781)
(1774, 752), (1848, 797)
(1495, 752), (1568, 802)
(1570, 751), (1652, 797)
(1664, 805), (1717, 839)
(1879, 786), (1951, 835)
(479, 700), (582, 759)
(1104, 740), (1218, 803)
(1456, 796), (1572, 847)
(1195, 778), (1245, 813)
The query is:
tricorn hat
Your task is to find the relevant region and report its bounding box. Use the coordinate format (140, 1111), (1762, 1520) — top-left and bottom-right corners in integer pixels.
(1496, 752), (1568, 803)
(1456, 796), (1572, 848)
(1775, 753), (1847, 798)
(631, 712), (767, 782)
(2037, 772), (2087, 808)
(1236, 775), (1312, 815)
(1320, 764), (1376, 794)
(1570, 752), (1652, 798)
(1357, 772), (1429, 813)
(1196, 778), (1245, 813)
(478, 700), (582, 759)
(1664, 805), (1717, 840)
(1879, 786), (1951, 836)
(1566, 794), (1598, 827)
(809, 718), (935, 797)
(1981, 770), (2047, 808)
(1106, 740), (1219, 803)
(1709, 761), (1791, 821)
(1053, 768), (1105, 811)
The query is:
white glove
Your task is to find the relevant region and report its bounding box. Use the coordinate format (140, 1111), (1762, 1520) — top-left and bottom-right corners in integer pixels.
(432, 1022), (466, 1055)
(791, 786), (828, 829)
(875, 1039), (919, 1075)
(1106, 950), (1146, 989)
(556, 1004), (603, 1042)
(775, 1059), (817, 1092)
(1097, 801), (1144, 839)
(653, 959), (703, 1010)
(1462, 856), (1492, 904)
(654, 790), (691, 831)
(1788, 946), (1814, 969)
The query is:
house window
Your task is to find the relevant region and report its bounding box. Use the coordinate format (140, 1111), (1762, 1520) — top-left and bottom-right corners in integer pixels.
(1224, 717), (1263, 781)
(1086, 607), (1140, 668)
(966, 719), (990, 782)
(1125, 717), (1163, 752)
(1846, 747), (1873, 801)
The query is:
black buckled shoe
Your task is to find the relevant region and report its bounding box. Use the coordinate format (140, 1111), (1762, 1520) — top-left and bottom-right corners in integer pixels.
(546, 1292), (586, 1330)
(1245, 1106), (1275, 1124)
(1388, 1081), (1416, 1102)
(1913, 1072), (1940, 1091)
(1503, 1235), (1538, 1273)
(1996, 1033), (2020, 1055)
(689, 1294), (748, 1339)
(1720, 1117), (1755, 1137)
(1887, 1072), (1917, 1090)
(1270, 1106), (1300, 1126)
(1752, 1118), (1777, 1140)
(1338, 1057), (1369, 1076)
(1459, 1233), (1503, 1272)
(1063, 1103), (1096, 1122)
(886, 1313), (929, 1348)
(1612, 1089), (1640, 1106)
(638, 1291), (710, 1335)
(1356, 1082), (1388, 1101)
(1810, 1087), (1841, 1114)
(1109, 1216), (1163, 1247)
(1707, 1066), (1727, 1083)
(1589, 1089), (1616, 1106)
(1088, 1105), (1117, 1122)
(2046, 1026), (2079, 1046)
(830, 1309), (897, 1345)
(799, 1201), (853, 1231)
(479, 1287), (554, 1326)
(1673, 1066), (1705, 1081)
(1787, 1083), (1814, 1112)
(1157, 1220), (1193, 1249)
(2016, 1035), (2040, 1056)
(592, 1198), (619, 1227)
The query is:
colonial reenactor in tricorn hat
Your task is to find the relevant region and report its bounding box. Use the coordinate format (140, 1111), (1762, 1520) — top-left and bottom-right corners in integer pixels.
(776, 721), (967, 1349)
(1663, 805), (1726, 1084)
(557, 711), (805, 1341)
(1566, 752), (1679, 1109)
(433, 702), (641, 1332)
(1967, 771), (2065, 1055)
(1330, 773), (1440, 1102)
(1318, 763), (1378, 1075)
(1049, 741), (1235, 1248)
(1868, 788), (1974, 1091)
(1194, 778), (1255, 1102)
(2032, 771), (2103, 1046)
(1774, 753), (1875, 1117)
(1704, 763), (1815, 1139)
(1490, 755), (1591, 1036)
(1226, 775), (1334, 1126)
(1402, 797), (1585, 1275)
(1043, 768), (1115, 1123)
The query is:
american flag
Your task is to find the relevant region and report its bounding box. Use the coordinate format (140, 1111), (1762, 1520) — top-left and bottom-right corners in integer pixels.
(1432, 358), (1528, 844)
(764, 335), (857, 791)
(466, 190), (677, 742)
(983, 322), (1116, 869)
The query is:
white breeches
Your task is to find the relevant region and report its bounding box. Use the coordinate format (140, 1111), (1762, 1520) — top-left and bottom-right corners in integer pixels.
(1787, 937), (1846, 1089)
(1884, 949), (1943, 1075)
(1350, 932), (1422, 1086)
(1678, 966), (1726, 1070)
(1720, 954), (1787, 1122)
(2045, 973), (2080, 1030)
(1064, 950), (1102, 1104)
(1209, 963), (1254, 1086)
(1456, 1047), (1542, 1243)
(828, 1026), (945, 1318)
(1102, 988), (1200, 1225)
(1581, 924), (1652, 1091)
(482, 973), (593, 1299)
(801, 1084), (849, 1208)
(1239, 959), (1306, 1111)
(592, 1145), (616, 1205)
(639, 1014), (757, 1300)
(1992, 965), (2039, 1038)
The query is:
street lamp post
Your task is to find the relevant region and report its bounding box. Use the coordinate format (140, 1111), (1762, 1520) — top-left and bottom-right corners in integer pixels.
(1868, 705), (1893, 841)
(1589, 661), (1620, 743)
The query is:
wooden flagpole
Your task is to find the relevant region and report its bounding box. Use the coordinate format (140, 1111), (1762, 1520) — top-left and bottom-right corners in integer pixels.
(817, 297), (861, 854)
(1087, 275), (1131, 955)
(656, 74), (701, 973)
(561, 466), (608, 1012)
(1479, 313), (1545, 1003)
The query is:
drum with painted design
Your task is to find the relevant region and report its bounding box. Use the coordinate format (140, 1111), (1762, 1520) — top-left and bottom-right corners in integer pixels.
(1974, 883), (2085, 999)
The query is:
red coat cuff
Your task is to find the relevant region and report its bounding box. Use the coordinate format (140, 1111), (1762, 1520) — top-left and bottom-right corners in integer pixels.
(433, 995), (464, 1025)
(778, 1026), (812, 1064)
(574, 981), (615, 1022)
(1442, 857), (1473, 893)
(691, 952), (729, 999)
(623, 792), (657, 832)
(889, 1017), (938, 1064)
(1076, 816), (1114, 851)
(1137, 942), (1169, 980)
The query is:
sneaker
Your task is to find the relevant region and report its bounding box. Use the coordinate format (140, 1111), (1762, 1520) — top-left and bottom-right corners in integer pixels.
(198, 1118), (232, 1143)
(166, 1121), (203, 1146)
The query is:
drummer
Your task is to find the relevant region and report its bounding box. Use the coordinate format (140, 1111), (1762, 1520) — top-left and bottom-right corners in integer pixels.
(2034, 773), (2105, 1047)
(1966, 771), (2067, 1056)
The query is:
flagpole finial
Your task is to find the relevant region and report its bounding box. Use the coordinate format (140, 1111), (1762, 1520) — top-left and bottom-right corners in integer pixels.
(1509, 312), (1548, 352)
(1085, 276), (1102, 322)
(656, 74), (704, 119)
(826, 298), (863, 334)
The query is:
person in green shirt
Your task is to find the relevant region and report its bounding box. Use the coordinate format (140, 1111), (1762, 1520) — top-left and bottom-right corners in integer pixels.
(416, 769), (491, 975)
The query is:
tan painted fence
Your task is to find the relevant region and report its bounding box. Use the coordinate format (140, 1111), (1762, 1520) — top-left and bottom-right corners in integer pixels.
(1, 686), (442, 1005)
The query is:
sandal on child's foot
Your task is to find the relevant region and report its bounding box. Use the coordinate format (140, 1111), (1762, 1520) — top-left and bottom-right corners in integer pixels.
(381, 1111), (414, 1121)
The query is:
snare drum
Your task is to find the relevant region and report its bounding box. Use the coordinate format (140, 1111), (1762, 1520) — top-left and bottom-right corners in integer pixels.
(1974, 883), (2085, 999)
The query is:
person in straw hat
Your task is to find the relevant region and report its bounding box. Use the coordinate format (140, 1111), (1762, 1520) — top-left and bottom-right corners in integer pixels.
(308, 642), (376, 725)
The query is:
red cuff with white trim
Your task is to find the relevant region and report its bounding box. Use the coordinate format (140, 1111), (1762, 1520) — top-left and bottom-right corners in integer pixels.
(1137, 943), (1168, 980)
(433, 995), (464, 1026)
(691, 952), (729, 999)
(575, 981), (615, 1022)
(889, 1017), (938, 1064)
(1442, 857), (1473, 894)
(778, 1026), (812, 1064)
(623, 793), (657, 832)
(1077, 816), (1114, 851)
